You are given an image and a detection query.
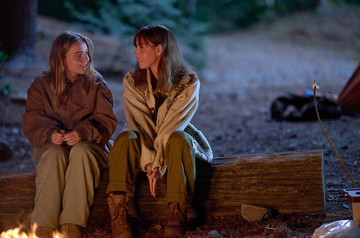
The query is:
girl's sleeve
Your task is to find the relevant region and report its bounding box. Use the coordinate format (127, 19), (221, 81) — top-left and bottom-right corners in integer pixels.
(22, 78), (60, 147)
(153, 77), (200, 175)
(122, 74), (157, 171)
(73, 81), (118, 144)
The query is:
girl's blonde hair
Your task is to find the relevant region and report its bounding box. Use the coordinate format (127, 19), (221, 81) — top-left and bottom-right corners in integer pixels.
(132, 25), (195, 93)
(45, 31), (103, 106)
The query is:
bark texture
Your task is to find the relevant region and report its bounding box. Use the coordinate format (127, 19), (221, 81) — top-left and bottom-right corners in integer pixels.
(0, 149), (325, 231)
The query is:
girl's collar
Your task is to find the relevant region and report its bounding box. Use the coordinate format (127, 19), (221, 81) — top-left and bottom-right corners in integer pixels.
(65, 76), (81, 85)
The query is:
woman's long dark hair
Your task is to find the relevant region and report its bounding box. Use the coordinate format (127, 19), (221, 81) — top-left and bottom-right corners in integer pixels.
(132, 25), (195, 93)
(46, 31), (103, 106)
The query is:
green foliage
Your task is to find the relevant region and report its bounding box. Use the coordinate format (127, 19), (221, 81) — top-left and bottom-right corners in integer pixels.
(0, 82), (17, 96)
(273, 0), (320, 15)
(38, 0), (207, 69)
(332, 0), (360, 5)
(196, 0), (267, 32)
(65, 0), (186, 36)
(0, 51), (8, 79)
(0, 51), (16, 96)
(196, 0), (320, 33)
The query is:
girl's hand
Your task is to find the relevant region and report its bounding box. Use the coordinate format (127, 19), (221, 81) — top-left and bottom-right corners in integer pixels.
(63, 130), (81, 146)
(51, 129), (65, 145)
(146, 163), (159, 197)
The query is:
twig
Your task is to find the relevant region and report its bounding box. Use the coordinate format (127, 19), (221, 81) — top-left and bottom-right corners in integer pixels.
(313, 80), (356, 188)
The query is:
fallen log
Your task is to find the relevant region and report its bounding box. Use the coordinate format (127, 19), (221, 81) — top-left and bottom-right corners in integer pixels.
(0, 149), (325, 231)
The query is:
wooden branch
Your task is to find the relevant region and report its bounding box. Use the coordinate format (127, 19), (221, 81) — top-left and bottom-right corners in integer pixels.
(0, 149), (325, 231)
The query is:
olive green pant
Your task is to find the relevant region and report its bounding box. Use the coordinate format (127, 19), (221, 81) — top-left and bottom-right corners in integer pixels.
(30, 141), (108, 229)
(107, 130), (196, 205)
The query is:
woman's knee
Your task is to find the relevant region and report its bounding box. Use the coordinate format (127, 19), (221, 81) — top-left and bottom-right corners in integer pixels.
(166, 131), (195, 169)
(118, 130), (138, 140)
(113, 131), (138, 145)
(165, 131), (194, 162)
(167, 131), (192, 147)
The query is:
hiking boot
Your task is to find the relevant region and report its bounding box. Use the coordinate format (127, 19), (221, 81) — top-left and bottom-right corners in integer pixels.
(164, 203), (189, 237)
(107, 194), (133, 238)
(60, 223), (85, 238)
(35, 226), (54, 238)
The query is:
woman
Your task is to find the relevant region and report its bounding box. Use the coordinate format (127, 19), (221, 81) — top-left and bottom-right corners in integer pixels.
(106, 25), (212, 238)
(23, 31), (118, 238)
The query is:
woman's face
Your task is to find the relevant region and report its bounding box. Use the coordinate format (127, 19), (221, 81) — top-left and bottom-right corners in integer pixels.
(64, 42), (89, 82)
(134, 37), (162, 79)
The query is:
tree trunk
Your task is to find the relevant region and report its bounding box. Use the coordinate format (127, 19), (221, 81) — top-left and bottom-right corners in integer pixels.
(0, 149), (325, 231)
(0, 0), (38, 67)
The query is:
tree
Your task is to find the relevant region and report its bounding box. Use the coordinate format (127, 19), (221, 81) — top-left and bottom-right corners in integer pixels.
(0, 0), (38, 68)
(178, 0), (197, 19)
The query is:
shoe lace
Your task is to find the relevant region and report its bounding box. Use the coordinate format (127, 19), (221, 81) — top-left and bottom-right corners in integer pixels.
(168, 203), (187, 223)
(113, 199), (129, 226)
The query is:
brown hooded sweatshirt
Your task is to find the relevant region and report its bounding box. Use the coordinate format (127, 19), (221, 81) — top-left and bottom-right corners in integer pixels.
(23, 76), (118, 148)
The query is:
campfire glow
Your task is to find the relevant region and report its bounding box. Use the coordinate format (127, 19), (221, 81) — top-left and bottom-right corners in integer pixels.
(0, 224), (65, 238)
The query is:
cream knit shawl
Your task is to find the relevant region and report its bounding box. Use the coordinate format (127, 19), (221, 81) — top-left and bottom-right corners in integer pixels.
(123, 69), (213, 176)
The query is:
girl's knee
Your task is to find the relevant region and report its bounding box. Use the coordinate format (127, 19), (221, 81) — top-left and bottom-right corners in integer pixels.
(69, 141), (103, 167)
(69, 141), (94, 162)
(35, 143), (68, 168)
(70, 141), (90, 153)
(42, 143), (67, 155)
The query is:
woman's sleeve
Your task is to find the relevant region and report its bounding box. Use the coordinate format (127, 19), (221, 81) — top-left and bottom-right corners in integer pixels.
(122, 74), (157, 171)
(73, 81), (118, 144)
(22, 79), (60, 147)
(153, 77), (200, 174)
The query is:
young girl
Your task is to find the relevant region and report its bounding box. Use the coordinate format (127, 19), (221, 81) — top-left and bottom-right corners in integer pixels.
(23, 31), (118, 238)
(106, 25), (212, 237)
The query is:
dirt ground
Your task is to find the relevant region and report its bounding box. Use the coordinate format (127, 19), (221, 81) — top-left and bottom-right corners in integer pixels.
(1, 7), (360, 237)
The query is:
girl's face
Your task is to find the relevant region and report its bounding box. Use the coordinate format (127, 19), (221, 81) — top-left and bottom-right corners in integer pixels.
(134, 37), (162, 79)
(64, 42), (89, 82)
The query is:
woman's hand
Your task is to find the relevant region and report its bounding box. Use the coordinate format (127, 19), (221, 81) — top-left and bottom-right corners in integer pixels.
(146, 163), (159, 197)
(63, 130), (81, 146)
(51, 129), (65, 145)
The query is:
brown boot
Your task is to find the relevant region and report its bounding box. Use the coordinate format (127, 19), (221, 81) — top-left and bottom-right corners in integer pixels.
(61, 223), (85, 238)
(35, 226), (54, 238)
(164, 203), (189, 237)
(107, 194), (133, 238)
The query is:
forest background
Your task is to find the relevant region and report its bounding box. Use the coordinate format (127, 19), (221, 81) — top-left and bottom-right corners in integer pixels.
(1, 0), (360, 237)
(2, 0), (360, 74)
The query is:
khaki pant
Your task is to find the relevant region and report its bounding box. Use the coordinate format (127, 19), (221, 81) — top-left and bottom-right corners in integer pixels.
(30, 141), (108, 229)
(107, 130), (196, 205)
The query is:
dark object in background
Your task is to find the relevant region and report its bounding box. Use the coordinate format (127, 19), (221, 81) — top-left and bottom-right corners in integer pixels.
(338, 63), (360, 114)
(271, 93), (341, 121)
(0, 0), (38, 64)
(272, 62), (360, 121)
(0, 141), (11, 161)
